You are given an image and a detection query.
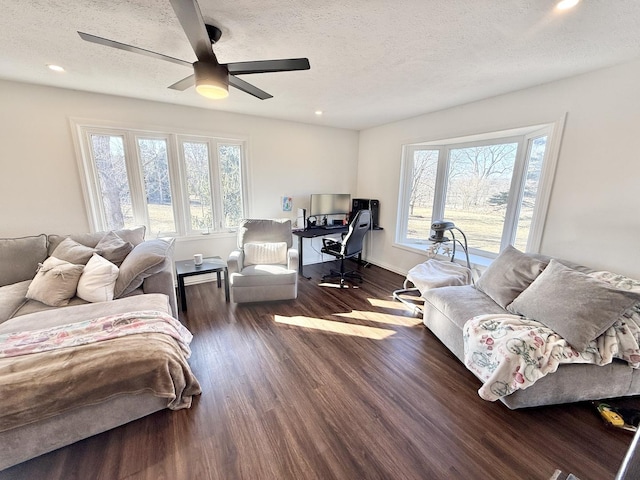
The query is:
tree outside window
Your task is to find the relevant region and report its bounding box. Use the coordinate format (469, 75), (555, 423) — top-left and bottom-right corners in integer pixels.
(90, 134), (133, 231)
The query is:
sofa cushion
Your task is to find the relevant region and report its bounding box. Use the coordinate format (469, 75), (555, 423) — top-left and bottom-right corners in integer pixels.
(421, 285), (508, 362)
(230, 265), (298, 287)
(423, 285), (508, 331)
(26, 257), (85, 307)
(114, 238), (174, 298)
(47, 226), (146, 255)
(508, 260), (640, 352)
(0, 234), (48, 287)
(475, 245), (548, 308)
(95, 231), (133, 266)
(243, 242), (288, 266)
(10, 296), (88, 319)
(0, 294), (171, 335)
(0, 280), (30, 323)
(51, 237), (96, 265)
(77, 254), (119, 303)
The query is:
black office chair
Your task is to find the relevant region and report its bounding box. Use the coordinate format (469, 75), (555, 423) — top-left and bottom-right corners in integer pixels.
(321, 209), (372, 287)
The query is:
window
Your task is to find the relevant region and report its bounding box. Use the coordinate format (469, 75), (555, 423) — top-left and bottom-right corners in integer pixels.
(75, 123), (248, 237)
(137, 136), (176, 234)
(397, 121), (563, 258)
(183, 140), (213, 232)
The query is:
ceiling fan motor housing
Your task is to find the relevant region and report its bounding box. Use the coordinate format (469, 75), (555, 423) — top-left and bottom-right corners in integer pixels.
(205, 24), (222, 44)
(194, 61), (229, 99)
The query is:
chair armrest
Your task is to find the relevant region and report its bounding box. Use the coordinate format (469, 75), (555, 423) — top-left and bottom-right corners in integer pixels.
(228, 250), (244, 274)
(287, 248), (299, 272)
(322, 238), (340, 248)
(321, 238), (342, 256)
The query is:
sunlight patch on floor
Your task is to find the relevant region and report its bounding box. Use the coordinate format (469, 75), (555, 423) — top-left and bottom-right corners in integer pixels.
(334, 310), (422, 327)
(370, 295), (425, 317)
(317, 282), (360, 289)
(368, 297), (420, 312)
(274, 315), (395, 339)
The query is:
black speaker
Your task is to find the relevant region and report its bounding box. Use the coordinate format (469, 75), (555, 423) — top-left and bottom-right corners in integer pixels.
(369, 199), (380, 228)
(350, 198), (380, 228)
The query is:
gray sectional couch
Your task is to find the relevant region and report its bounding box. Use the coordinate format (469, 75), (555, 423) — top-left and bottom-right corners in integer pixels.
(0, 228), (200, 470)
(0, 227), (177, 321)
(421, 246), (640, 409)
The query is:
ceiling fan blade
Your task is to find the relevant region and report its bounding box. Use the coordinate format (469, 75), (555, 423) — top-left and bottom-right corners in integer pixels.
(229, 75), (273, 100)
(77, 31), (192, 68)
(168, 74), (196, 91)
(168, 0), (216, 62)
(226, 58), (311, 75)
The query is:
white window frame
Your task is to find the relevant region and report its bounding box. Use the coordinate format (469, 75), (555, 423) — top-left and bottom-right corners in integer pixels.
(134, 133), (179, 236)
(395, 115), (565, 260)
(71, 119), (249, 237)
(176, 136), (218, 236)
(215, 140), (248, 231)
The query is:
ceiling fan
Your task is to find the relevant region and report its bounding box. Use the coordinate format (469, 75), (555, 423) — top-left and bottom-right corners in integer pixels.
(78, 0), (310, 100)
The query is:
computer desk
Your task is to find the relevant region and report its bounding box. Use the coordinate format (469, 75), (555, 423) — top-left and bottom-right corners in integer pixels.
(292, 226), (382, 279)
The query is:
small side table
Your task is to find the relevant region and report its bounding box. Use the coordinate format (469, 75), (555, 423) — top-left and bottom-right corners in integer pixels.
(175, 256), (229, 311)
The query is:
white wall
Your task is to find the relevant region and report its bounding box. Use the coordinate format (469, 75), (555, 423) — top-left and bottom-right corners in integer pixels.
(0, 80), (359, 263)
(3, 57), (640, 279)
(358, 58), (640, 280)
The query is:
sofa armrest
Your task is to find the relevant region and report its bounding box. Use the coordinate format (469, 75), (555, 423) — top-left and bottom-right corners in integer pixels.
(228, 250), (243, 274)
(142, 264), (178, 318)
(287, 248), (299, 272)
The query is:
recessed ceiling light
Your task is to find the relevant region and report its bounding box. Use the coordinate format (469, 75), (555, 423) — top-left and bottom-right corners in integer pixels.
(315, 110), (323, 116)
(556, 0), (580, 10)
(47, 64), (65, 72)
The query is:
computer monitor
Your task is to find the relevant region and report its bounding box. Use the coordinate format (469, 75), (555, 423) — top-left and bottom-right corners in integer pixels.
(309, 193), (351, 217)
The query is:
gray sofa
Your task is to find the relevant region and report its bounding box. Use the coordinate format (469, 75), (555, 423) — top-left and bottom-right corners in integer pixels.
(0, 227), (200, 470)
(0, 227), (177, 321)
(421, 246), (640, 409)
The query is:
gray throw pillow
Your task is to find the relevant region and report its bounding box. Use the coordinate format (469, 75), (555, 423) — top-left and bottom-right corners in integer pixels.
(114, 238), (174, 298)
(47, 226), (146, 255)
(508, 260), (640, 352)
(26, 256), (84, 307)
(95, 231), (133, 266)
(51, 237), (96, 265)
(475, 245), (548, 308)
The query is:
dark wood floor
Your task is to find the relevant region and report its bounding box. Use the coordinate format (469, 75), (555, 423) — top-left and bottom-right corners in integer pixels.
(2, 261), (637, 480)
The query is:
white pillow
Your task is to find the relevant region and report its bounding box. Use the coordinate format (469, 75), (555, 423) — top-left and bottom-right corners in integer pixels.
(244, 242), (288, 266)
(77, 253), (119, 303)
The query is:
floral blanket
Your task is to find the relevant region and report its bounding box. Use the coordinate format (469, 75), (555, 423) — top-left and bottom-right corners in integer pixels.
(463, 303), (640, 401)
(0, 310), (193, 359)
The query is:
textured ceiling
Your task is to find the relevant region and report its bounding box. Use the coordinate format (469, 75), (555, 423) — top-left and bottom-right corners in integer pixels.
(2, 0), (640, 130)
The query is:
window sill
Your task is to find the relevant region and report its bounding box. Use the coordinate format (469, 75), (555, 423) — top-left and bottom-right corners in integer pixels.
(393, 241), (493, 271)
(170, 231), (237, 243)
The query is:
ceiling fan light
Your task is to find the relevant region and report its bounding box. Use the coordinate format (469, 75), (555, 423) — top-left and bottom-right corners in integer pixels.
(556, 0), (580, 10)
(194, 61), (229, 99)
(196, 83), (229, 99)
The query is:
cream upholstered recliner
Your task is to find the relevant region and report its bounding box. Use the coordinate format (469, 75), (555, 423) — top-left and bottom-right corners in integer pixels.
(228, 219), (299, 303)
